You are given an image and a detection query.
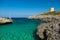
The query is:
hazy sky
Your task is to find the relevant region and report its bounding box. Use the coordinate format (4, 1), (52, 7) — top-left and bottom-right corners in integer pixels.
(0, 0), (60, 17)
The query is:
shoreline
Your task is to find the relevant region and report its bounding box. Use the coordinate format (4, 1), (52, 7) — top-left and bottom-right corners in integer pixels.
(0, 18), (13, 25)
(29, 15), (60, 40)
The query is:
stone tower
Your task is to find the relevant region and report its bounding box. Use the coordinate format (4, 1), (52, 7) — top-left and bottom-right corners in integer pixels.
(50, 8), (54, 12)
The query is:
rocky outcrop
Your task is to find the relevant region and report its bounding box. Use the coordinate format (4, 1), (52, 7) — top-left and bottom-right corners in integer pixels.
(28, 15), (60, 19)
(36, 16), (60, 40)
(0, 18), (13, 25)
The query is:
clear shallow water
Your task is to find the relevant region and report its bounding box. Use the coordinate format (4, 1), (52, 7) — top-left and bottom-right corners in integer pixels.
(0, 18), (42, 40)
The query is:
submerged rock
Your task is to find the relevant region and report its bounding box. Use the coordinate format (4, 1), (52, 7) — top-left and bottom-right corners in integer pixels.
(37, 17), (60, 40)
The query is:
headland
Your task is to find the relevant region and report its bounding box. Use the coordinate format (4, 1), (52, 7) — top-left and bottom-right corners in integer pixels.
(28, 8), (60, 40)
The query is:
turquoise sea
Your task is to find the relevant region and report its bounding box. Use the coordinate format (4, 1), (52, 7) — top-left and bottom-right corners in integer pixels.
(0, 18), (42, 40)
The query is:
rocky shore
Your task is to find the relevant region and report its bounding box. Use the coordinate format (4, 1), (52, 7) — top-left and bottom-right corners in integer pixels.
(29, 15), (60, 40)
(0, 18), (13, 25)
(37, 16), (60, 40)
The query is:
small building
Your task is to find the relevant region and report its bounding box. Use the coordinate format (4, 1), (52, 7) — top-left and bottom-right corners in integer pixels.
(50, 8), (54, 12)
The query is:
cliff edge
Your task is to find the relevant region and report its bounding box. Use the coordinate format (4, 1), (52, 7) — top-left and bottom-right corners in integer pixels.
(37, 18), (60, 40)
(29, 11), (60, 40)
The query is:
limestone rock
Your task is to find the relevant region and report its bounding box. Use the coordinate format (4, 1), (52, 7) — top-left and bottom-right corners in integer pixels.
(0, 18), (13, 24)
(37, 17), (60, 40)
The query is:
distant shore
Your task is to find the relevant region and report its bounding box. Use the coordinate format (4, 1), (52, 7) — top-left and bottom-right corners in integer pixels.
(0, 18), (13, 25)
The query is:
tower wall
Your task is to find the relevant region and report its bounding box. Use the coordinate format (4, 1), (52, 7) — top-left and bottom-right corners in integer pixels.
(50, 8), (54, 12)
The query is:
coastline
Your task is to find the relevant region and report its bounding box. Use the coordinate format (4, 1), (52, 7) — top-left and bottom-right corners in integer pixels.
(28, 15), (60, 40)
(0, 18), (13, 25)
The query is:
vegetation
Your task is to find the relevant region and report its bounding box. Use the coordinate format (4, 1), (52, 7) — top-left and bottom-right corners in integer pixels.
(36, 11), (60, 16)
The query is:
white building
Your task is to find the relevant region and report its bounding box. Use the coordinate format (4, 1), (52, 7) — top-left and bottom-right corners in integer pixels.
(50, 8), (54, 12)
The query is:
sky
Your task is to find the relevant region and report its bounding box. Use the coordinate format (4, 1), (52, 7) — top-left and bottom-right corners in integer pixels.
(0, 0), (60, 17)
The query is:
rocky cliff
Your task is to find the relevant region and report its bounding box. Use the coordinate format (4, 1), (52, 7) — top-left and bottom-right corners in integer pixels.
(37, 17), (60, 40)
(28, 11), (60, 40)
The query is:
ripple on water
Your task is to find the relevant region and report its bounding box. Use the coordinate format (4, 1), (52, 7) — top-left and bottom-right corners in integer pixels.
(0, 18), (42, 40)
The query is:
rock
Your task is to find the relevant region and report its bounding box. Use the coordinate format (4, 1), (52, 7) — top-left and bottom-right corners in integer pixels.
(0, 18), (13, 25)
(36, 17), (60, 40)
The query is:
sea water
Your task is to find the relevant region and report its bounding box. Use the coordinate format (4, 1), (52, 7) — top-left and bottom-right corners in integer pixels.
(0, 18), (42, 40)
